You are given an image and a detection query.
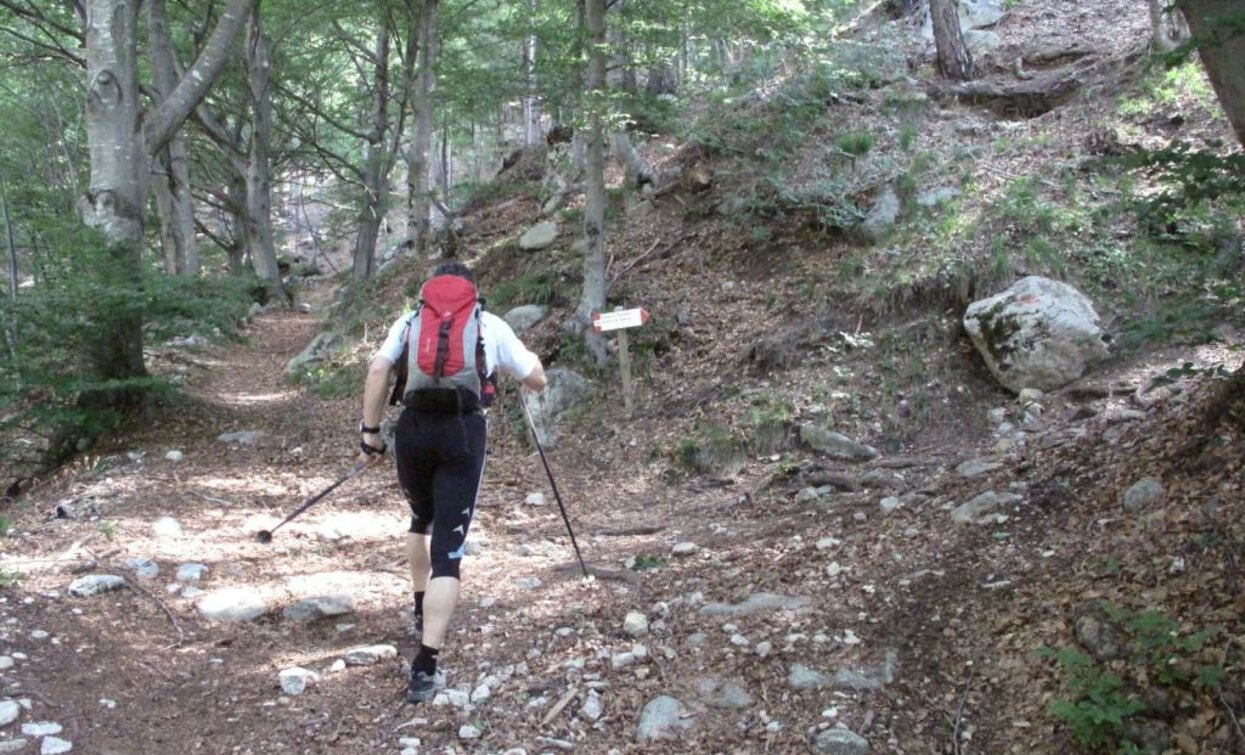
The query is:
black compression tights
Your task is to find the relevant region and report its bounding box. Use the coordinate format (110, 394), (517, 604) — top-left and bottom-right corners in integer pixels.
(394, 409), (487, 580)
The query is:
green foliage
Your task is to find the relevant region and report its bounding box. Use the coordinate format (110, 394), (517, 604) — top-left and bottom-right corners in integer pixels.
(836, 130), (875, 157)
(97, 520), (119, 540)
(1040, 646), (1145, 748)
(675, 425), (749, 475)
(1041, 606), (1226, 751)
(0, 568), (20, 589)
(630, 554), (666, 571)
(307, 362), (366, 400)
(489, 271), (566, 311)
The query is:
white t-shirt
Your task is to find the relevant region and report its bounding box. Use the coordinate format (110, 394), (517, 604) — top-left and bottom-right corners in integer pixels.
(374, 310), (540, 382)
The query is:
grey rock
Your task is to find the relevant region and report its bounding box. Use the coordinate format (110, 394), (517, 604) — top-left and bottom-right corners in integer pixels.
(671, 542), (698, 557)
(248, 302), (264, 319)
(580, 689), (603, 721)
(685, 632), (708, 648)
(216, 430), (267, 446)
(196, 588), (269, 622)
(519, 221), (559, 251)
(0, 699), (20, 726)
(165, 450), (184, 463)
(956, 458), (1002, 478)
(124, 557), (159, 580)
(636, 695), (694, 742)
(176, 564), (208, 583)
(879, 496), (902, 514)
(1075, 612), (1123, 662)
(20, 722), (61, 737)
(951, 491), (1023, 524)
(812, 727), (872, 754)
(0, 740), (26, 753)
(964, 29), (1002, 51)
(278, 667), (318, 696)
(522, 368), (591, 449)
(40, 736), (72, 755)
(1122, 478), (1164, 512)
(284, 331), (341, 376)
(789, 663), (832, 690)
(67, 575), (125, 598)
(343, 645), (398, 666)
(503, 305), (550, 334)
(697, 677), (754, 709)
(459, 724), (482, 740)
(515, 577), (542, 591)
(700, 592), (811, 618)
(623, 612), (649, 637)
(799, 426), (879, 461)
(916, 187), (961, 208)
(284, 595), (355, 623)
(859, 187), (900, 243)
(964, 276), (1109, 393)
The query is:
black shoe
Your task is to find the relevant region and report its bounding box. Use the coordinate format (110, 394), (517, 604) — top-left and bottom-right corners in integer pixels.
(405, 669), (436, 704)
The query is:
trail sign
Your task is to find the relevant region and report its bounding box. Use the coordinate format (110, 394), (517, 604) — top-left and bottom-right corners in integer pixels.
(591, 307), (650, 414)
(592, 307), (649, 333)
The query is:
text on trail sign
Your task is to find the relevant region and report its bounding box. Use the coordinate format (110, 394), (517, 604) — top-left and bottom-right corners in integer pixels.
(592, 308), (650, 333)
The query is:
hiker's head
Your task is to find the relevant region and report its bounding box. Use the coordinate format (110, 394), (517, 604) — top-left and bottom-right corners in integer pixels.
(431, 261), (475, 286)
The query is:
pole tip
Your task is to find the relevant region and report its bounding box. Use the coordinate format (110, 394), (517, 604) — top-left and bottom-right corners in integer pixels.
(255, 530), (273, 544)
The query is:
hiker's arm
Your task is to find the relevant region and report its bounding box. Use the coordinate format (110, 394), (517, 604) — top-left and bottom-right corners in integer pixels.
(520, 362), (547, 392)
(359, 356), (393, 462)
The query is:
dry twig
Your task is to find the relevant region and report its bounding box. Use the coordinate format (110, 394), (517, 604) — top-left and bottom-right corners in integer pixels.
(540, 685), (579, 728)
(952, 665), (977, 755)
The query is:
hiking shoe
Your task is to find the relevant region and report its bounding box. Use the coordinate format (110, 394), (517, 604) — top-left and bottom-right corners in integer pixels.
(405, 669), (437, 704)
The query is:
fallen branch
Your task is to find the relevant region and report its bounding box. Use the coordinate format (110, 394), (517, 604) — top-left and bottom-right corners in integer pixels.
(120, 572), (186, 648)
(1222, 690), (1244, 749)
(609, 239), (662, 283)
(596, 525), (666, 537)
(952, 666), (977, 755)
(540, 685), (579, 728)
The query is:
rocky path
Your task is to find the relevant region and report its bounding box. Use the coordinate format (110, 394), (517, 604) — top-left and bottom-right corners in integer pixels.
(0, 300), (1240, 755)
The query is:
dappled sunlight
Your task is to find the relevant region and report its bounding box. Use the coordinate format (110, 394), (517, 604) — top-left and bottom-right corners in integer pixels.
(214, 389), (301, 406)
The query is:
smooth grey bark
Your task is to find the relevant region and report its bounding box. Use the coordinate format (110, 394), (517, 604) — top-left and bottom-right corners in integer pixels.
(79, 0), (254, 405)
(2, 188), (17, 360)
(1175, 0), (1245, 147)
(80, 0), (150, 394)
(522, 0), (541, 145)
(148, 0), (198, 276)
(931, 0), (974, 81)
(407, 0), (439, 256)
(353, 22), (392, 281)
(243, 8), (284, 301)
(577, 0), (607, 348)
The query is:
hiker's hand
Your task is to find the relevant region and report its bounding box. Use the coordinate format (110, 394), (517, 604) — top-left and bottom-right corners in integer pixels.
(359, 433), (388, 465)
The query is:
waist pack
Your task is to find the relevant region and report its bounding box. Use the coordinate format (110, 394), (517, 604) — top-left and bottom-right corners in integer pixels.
(388, 274), (497, 413)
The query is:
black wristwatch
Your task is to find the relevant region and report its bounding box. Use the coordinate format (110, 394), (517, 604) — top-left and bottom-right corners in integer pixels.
(359, 421), (381, 434)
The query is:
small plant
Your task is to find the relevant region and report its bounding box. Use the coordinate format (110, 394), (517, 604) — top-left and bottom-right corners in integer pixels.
(898, 123), (918, 150)
(630, 554), (666, 571)
(98, 520), (119, 540)
(1040, 646), (1146, 747)
(836, 131), (875, 158)
(0, 569), (20, 588)
(0, 516), (9, 537)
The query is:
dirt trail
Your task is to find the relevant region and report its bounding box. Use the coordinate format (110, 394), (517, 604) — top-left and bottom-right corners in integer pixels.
(0, 304), (734, 753)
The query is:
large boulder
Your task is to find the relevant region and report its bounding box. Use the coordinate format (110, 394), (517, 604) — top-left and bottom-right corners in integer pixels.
(857, 187), (901, 244)
(519, 221), (559, 251)
(963, 276), (1109, 393)
(522, 368), (591, 449)
(921, 0), (1005, 40)
(285, 331), (341, 377)
(503, 305), (549, 334)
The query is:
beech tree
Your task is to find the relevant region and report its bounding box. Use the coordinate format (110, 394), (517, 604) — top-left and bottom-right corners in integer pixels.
(930, 0), (973, 80)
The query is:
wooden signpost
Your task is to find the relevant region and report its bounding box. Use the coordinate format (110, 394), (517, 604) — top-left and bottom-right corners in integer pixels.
(592, 307), (650, 414)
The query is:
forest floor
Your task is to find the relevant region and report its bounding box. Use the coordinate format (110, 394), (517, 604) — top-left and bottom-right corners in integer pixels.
(1, 0), (1244, 754)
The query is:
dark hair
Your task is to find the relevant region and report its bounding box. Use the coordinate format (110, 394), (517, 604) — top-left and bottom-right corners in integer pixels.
(431, 260), (475, 284)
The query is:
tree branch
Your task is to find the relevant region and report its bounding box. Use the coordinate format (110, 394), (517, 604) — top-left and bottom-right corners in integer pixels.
(146, 0), (257, 155)
(273, 81), (372, 141)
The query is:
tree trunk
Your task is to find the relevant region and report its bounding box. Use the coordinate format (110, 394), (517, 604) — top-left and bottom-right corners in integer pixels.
(646, 60), (678, 96)
(523, 0), (541, 146)
(353, 22), (392, 282)
(577, 0), (607, 365)
(407, 0), (439, 256)
(1151, 0), (1191, 53)
(244, 8), (285, 302)
(2, 189), (18, 360)
(81, 0), (149, 403)
(1175, 0), (1245, 147)
(148, 0), (198, 277)
(226, 173), (248, 275)
(931, 0), (974, 81)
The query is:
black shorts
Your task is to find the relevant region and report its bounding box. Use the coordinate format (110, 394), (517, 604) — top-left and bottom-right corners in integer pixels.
(393, 409), (487, 580)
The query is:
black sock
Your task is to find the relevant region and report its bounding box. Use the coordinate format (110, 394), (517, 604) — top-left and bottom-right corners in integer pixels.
(413, 644), (439, 676)
(413, 591), (425, 618)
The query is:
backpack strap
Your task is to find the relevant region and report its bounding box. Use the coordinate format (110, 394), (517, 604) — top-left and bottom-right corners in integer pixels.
(387, 308), (419, 406)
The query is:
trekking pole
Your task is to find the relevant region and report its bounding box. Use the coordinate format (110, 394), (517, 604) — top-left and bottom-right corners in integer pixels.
(519, 392), (591, 579)
(255, 460), (369, 544)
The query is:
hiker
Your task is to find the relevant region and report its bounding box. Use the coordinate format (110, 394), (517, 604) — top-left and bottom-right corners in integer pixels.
(357, 260), (547, 703)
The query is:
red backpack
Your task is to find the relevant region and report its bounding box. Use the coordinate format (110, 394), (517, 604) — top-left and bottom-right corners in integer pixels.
(388, 275), (497, 412)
